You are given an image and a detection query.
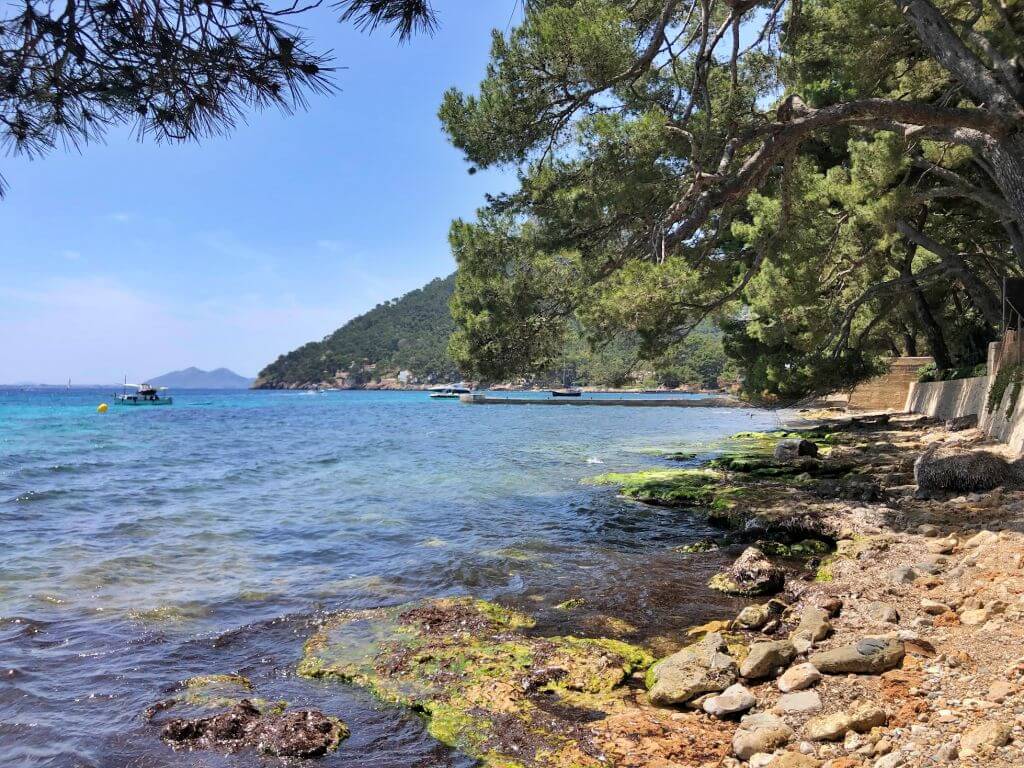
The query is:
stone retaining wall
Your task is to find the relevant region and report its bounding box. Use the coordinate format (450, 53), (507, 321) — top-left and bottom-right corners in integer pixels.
(847, 356), (933, 412)
(904, 376), (989, 421)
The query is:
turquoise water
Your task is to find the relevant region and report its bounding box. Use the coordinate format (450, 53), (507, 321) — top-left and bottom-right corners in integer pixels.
(0, 388), (782, 766)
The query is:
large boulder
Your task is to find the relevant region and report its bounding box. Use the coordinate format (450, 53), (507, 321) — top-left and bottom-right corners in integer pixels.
(709, 547), (785, 596)
(160, 700), (349, 758)
(774, 438), (819, 461)
(647, 632), (738, 706)
(740, 640), (797, 679)
(809, 638), (905, 675)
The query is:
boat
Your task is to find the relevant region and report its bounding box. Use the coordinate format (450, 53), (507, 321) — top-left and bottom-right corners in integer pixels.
(429, 384), (472, 399)
(114, 383), (173, 406)
(550, 388), (583, 397)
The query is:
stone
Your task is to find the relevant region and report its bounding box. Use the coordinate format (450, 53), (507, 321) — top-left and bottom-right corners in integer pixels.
(864, 602), (899, 624)
(775, 438), (819, 461)
(809, 638), (905, 675)
(769, 754), (821, 768)
(733, 712), (794, 760)
(959, 607), (992, 626)
(915, 554), (947, 574)
(160, 700), (349, 758)
(873, 754), (905, 768)
(648, 631), (738, 705)
(926, 538), (956, 554)
(804, 705), (886, 741)
(945, 414), (978, 431)
(889, 566), (917, 585)
(792, 607), (833, 643)
(964, 530), (998, 548)
(932, 743), (958, 763)
(703, 683), (757, 718)
(710, 547), (786, 596)
(917, 524), (940, 537)
(960, 721), (1012, 751)
(750, 753), (776, 768)
(775, 690), (822, 714)
(919, 598), (950, 615)
(736, 604), (772, 631)
(741, 640), (798, 679)
(778, 663), (822, 692)
(986, 680), (1015, 703)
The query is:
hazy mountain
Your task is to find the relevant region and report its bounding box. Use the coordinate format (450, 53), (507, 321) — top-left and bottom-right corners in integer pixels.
(149, 367), (254, 389)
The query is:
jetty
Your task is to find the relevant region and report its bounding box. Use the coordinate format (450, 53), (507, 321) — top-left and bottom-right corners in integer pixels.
(459, 393), (745, 408)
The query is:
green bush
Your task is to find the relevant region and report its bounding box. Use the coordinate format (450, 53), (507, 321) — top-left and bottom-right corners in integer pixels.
(986, 362), (1024, 416)
(918, 362), (988, 383)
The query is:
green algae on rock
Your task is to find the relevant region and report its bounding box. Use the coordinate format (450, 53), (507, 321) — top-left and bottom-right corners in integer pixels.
(298, 597), (655, 767)
(172, 673), (286, 716)
(584, 468), (735, 508)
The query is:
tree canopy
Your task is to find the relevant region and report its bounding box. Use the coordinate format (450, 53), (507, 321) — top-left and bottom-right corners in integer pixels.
(440, 0), (1024, 398)
(0, 0), (437, 192)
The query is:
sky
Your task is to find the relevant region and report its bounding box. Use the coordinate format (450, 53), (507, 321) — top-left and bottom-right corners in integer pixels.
(0, 3), (521, 384)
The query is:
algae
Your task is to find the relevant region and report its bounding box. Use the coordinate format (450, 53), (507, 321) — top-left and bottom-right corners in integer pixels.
(298, 597), (653, 767)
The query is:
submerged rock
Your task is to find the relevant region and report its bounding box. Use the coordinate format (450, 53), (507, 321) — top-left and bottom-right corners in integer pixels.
(298, 597), (681, 767)
(161, 700), (349, 758)
(709, 547), (785, 596)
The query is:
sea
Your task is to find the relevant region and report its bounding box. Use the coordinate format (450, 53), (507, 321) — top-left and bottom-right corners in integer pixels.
(0, 387), (784, 767)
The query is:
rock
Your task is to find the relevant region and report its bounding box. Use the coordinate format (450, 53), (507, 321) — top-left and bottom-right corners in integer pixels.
(945, 414), (978, 431)
(648, 631), (738, 705)
(865, 601), (899, 624)
(769, 754), (821, 768)
(873, 754), (905, 768)
(926, 538), (956, 554)
(160, 700), (349, 758)
(750, 753), (776, 768)
(804, 705), (886, 741)
(917, 524), (940, 537)
(820, 598), (843, 617)
(920, 598), (950, 615)
(960, 721), (1012, 751)
(775, 690), (822, 714)
(932, 743), (958, 763)
(736, 604), (772, 631)
(741, 640), (798, 679)
(709, 547), (786, 597)
(959, 607), (992, 626)
(733, 712), (794, 760)
(792, 607), (832, 643)
(889, 566), (917, 585)
(809, 638), (904, 675)
(986, 680), (1015, 703)
(775, 438), (819, 461)
(778, 663), (822, 692)
(964, 530), (998, 548)
(703, 683), (757, 718)
(915, 554), (947, 574)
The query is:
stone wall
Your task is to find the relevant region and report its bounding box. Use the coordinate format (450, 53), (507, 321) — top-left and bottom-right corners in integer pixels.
(904, 376), (989, 421)
(847, 357), (933, 412)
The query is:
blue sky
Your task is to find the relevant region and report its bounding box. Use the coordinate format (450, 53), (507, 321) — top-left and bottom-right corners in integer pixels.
(0, 4), (520, 383)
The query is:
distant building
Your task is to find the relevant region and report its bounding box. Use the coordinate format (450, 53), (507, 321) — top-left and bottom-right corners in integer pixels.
(398, 370), (413, 384)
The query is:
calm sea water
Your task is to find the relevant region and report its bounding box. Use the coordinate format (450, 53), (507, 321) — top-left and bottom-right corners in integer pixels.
(0, 388), (782, 767)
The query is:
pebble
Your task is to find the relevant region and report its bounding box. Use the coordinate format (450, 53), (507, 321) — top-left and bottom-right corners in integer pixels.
(778, 663), (822, 693)
(703, 683), (757, 718)
(775, 690), (822, 714)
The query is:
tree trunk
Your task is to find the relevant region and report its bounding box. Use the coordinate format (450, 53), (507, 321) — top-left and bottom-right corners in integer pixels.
(901, 259), (951, 368)
(986, 136), (1024, 230)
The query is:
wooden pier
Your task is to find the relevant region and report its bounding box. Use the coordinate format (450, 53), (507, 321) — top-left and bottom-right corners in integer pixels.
(458, 394), (745, 408)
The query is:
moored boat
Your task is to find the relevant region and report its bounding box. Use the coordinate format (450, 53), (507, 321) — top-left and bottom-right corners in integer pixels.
(429, 384), (472, 399)
(114, 383), (173, 406)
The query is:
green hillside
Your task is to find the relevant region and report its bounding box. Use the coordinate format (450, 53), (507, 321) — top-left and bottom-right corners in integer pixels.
(254, 272), (733, 389)
(254, 275), (459, 388)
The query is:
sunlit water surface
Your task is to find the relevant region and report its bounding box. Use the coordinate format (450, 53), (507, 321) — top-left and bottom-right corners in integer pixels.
(0, 388), (784, 766)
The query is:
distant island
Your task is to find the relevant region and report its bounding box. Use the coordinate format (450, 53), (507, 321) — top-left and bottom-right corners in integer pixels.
(149, 367), (254, 389)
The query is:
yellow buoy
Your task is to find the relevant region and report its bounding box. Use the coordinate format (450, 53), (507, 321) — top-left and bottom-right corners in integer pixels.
(97, 403), (109, 413)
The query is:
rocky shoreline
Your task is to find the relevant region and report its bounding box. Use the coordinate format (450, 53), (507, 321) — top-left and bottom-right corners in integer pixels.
(150, 413), (1024, 767)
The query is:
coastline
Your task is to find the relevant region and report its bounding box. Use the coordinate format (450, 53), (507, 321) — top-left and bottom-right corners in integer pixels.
(151, 410), (1024, 766)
